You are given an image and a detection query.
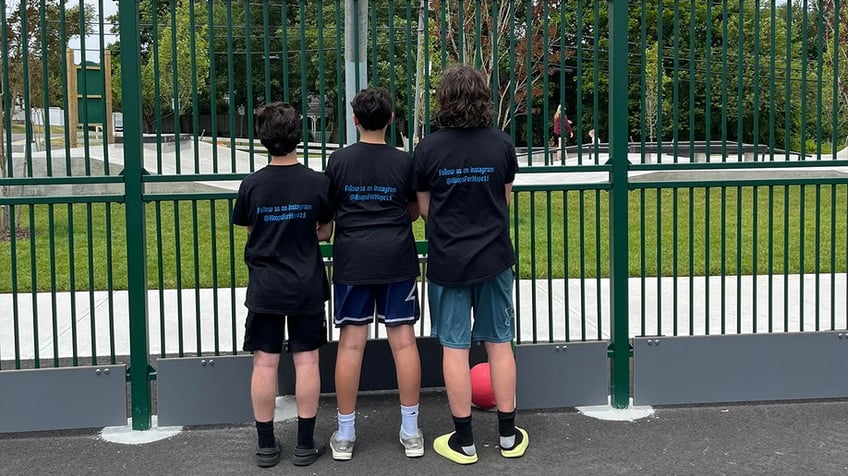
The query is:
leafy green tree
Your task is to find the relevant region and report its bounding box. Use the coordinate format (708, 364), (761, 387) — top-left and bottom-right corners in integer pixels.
(4, 0), (93, 107)
(140, 1), (209, 131)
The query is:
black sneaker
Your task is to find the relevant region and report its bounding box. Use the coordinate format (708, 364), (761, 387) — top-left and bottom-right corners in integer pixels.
(256, 438), (282, 468)
(292, 436), (327, 466)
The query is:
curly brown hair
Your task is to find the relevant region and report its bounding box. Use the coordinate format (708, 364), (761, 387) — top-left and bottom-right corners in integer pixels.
(255, 102), (302, 156)
(435, 64), (493, 128)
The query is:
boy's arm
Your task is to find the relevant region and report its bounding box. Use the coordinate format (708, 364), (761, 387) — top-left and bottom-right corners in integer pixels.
(316, 220), (334, 242)
(505, 184), (513, 206)
(407, 201), (420, 222)
(416, 192), (430, 222)
(246, 225), (254, 235)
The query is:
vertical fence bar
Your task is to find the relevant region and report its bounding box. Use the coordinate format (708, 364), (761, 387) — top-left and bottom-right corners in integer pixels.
(28, 206), (38, 368)
(672, 188), (678, 335)
(118, 0), (151, 431)
(705, 187), (711, 334)
(228, 198), (238, 354)
(546, 191), (553, 342)
(529, 192), (537, 342)
(562, 191), (570, 341)
(192, 201), (201, 354)
(226, 2), (236, 169)
(608, 0), (630, 408)
(208, 0), (218, 173)
(47, 205), (58, 366)
(753, 187), (759, 333)
(155, 202), (166, 358)
(210, 201), (220, 355)
(245, 0), (256, 169)
(189, 0), (200, 174)
(513, 190), (521, 343)
(174, 201), (184, 355)
(783, 184), (790, 331)
(86, 203), (97, 362)
(106, 203), (116, 363)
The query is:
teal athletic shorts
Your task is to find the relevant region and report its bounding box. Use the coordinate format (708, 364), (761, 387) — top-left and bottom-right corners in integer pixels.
(427, 268), (515, 349)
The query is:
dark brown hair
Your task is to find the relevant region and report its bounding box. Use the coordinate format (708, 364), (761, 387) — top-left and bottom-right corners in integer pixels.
(351, 87), (393, 131)
(435, 64), (493, 128)
(255, 102), (302, 156)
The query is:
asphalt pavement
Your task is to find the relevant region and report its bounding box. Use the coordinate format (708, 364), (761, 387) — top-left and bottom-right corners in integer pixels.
(2, 389), (847, 476)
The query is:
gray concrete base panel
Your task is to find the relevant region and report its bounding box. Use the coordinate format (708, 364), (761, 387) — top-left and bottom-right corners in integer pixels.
(0, 365), (126, 433)
(634, 331), (848, 405)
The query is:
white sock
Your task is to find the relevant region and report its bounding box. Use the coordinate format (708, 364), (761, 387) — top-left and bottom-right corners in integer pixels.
(400, 404), (419, 437)
(337, 411), (355, 441)
(500, 434), (516, 449)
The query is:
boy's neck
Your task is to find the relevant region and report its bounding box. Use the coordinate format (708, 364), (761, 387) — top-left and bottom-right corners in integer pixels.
(358, 128), (387, 145)
(268, 151), (299, 166)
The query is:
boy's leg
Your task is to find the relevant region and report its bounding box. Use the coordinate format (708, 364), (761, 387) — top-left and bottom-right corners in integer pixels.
(292, 349), (320, 422)
(287, 312), (328, 466)
(243, 311), (286, 467)
(428, 283), (477, 464)
(386, 324), (421, 407)
(386, 324), (424, 457)
(335, 325), (368, 415)
(252, 350), (281, 423)
(330, 284), (375, 460)
(483, 341), (516, 413)
(379, 279), (424, 457)
(471, 269), (529, 458)
(442, 347), (473, 418)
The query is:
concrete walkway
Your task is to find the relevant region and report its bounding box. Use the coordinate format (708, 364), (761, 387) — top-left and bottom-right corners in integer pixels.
(2, 273), (845, 361)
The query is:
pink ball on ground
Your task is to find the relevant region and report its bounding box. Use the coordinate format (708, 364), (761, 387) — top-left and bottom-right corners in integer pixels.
(470, 362), (497, 410)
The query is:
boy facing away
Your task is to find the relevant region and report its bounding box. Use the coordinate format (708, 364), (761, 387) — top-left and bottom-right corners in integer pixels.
(232, 102), (332, 468)
(324, 87), (424, 461)
(413, 64), (529, 465)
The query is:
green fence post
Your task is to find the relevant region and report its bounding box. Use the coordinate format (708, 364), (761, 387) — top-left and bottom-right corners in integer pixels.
(608, 0), (630, 409)
(118, 0), (151, 431)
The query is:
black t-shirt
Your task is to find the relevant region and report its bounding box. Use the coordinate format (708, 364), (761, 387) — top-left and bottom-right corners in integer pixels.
(413, 127), (518, 286)
(325, 142), (419, 285)
(232, 163), (333, 314)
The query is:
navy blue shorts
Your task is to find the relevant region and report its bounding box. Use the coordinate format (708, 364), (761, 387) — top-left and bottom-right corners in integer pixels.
(242, 310), (327, 354)
(333, 279), (420, 328)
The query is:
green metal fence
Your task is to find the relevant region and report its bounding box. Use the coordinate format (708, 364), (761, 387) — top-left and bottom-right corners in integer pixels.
(1, 0), (846, 429)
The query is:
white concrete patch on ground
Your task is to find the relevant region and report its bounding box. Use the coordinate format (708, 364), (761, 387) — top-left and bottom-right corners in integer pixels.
(576, 397), (655, 422)
(274, 395), (298, 422)
(100, 415), (182, 444)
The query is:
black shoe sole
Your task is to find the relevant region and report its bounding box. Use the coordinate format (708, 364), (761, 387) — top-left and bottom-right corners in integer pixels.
(292, 443), (327, 466)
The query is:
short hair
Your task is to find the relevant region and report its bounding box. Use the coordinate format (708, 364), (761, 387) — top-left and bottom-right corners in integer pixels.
(255, 102), (302, 156)
(351, 87), (393, 131)
(435, 64), (493, 128)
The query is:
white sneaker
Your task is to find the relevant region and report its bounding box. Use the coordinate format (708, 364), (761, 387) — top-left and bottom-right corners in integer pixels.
(329, 431), (355, 461)
(399, 429), (425, 458)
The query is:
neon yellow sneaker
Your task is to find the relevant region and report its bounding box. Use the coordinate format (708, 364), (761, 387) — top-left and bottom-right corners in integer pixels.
(500, 426), (529, 458)
(433, 432), (478, 465)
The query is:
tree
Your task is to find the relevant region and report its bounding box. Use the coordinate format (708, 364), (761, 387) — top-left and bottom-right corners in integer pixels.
(643, 42), (670, 142)
(427, 0), (574, 131)
(815, 0), (848, 150)
(1, 1), (91, 236)
(4, 1), (93, 108)
(139, 1), (209, 131)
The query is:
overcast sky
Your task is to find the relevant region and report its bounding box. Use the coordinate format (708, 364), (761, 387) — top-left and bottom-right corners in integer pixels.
(68, 0), (119, 64)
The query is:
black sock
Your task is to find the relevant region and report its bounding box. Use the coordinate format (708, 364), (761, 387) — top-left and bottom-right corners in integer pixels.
(256, 420), (275, 449)
(448, 414), (474, 453)
(497, 410), (516, 438)
(296, 416), (316, 449)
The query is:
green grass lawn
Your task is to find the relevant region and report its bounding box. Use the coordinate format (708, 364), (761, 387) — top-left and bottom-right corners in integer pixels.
(1, 185), (846, 292)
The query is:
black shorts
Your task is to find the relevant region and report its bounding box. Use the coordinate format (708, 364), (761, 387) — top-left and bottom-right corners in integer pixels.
(243, 310), (328, 354)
